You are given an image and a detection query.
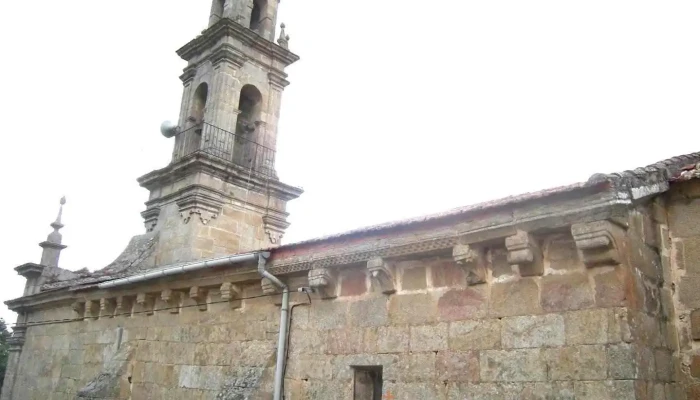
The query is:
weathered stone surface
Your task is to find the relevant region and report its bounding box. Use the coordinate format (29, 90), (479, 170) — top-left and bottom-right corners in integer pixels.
(608, 307), (632, 344)
(347, 296), (388, 328)
(502, 314), (565, 348)
(573, 380), (635, 400)
(594, 269), (626, 307)
(76, 342), (134, 398)
(410, 323), (448, 352)
(541, 272), (594, 312)
(480, 349), (547, 382)
(401, 266), (427, 291)
(385, 353), (436, 381)
(565, 309), (608, 345)
(655, 349), (673, 382)
(546, 345), (607, 380)
(311, 300), (348, 330)
(607, 343), (636, 379)
(327, 329), (365, 355)
(691, 355), (700, 378)
(449, 319), (501, 350)
(679, 237), (700, 274)
(437, 287), (487, 321)
(339, 269), (367, 297)
(431, 259), (466, 288)
(383, 381), (446, 400)
(547, 236), (581, 271)
(668, 198), (700, 237)
(447, 382), (520, 400)
(490, 248), (513, 278)
(519, 382), (575, 400)
(389, 293), (436, 325)
(377, 326), (409, 353)
(691, 309), (700, 340)
(490, 279), (541, 317)
(436, 351), (479, 382)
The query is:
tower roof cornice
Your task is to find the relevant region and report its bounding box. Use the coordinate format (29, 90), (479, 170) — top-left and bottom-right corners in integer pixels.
(177, 19), (300, 67)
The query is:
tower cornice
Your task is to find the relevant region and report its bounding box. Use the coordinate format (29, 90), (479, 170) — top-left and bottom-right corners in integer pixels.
(137, 151), (304, 202)
(177, 19), (300, 67)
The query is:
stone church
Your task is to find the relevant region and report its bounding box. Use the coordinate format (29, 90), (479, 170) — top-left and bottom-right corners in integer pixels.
(3, 1), (700, 399)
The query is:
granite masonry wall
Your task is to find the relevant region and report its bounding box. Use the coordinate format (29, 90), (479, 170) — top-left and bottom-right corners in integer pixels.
(2, 220), (682, 399)
(666, 179), (700, 398)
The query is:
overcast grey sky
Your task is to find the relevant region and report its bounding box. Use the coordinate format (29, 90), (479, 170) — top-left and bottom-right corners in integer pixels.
(0, 0), (698, 327)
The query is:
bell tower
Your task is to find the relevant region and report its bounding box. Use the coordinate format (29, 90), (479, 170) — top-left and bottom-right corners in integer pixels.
(137, 0), (302, 265)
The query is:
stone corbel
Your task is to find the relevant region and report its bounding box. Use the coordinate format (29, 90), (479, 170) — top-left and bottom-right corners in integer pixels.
(161, 290), (182, 314)
(136, 293), (155, 316)
(99, 298), (116, 318)
(177, 193), (224, 225)
(220, 282), (243, 309)
(72, 301), (86, 320)
(505, 230), (544, 277)
(141, 207), (160, 233)
(189, 287), (208, 311)
(84, 300), (100, 320)
(115, 296), (133, 317)
(308, 267), (338, 299)
(263, 215), (289, 246)
(261, 277), (278, 295)
(571, 220), (624, 267)
(367, 257), (396, 295)
(452, 244), (487, 285)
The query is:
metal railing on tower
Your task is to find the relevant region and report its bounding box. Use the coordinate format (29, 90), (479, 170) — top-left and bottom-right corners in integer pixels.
(173, 122), (277, 179)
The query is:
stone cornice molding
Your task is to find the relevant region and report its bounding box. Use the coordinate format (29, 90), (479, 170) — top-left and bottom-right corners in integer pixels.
(6, 187), (632, 313)
(179, 66), (198, 83)
(208, 43), (247, 68)
(14, 263), (45, 278)
(268, 71), (290, 90)
(177, 19), (300, 67)
(137, 152), (303, 202)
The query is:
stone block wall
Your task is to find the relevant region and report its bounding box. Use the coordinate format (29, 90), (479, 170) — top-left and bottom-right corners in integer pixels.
(666, 180), (700, 398)
(285, 228), (675, 399)
(2, 216), (684, 399)
(3, 284), (282, 400)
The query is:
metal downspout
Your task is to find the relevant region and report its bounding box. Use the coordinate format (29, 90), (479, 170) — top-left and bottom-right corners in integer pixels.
(257, 252), (288, 400)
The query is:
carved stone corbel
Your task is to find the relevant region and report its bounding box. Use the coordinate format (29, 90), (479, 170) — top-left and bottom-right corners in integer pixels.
(571, 220), (624, 267)
(99, 298), (116, 318)
(115, 296), (133, 317)
(189, 287), (208, 311)
(84, 300), (99, 320)
(261, 278), (277, 295)
(263, 214), (289, 246)
(72, 301), (86, 320)
(177, 191), (224, 225)
(161, 289), (182, 314)
(452, 244), (487, 285)
(367, 257), (396, 295)
(136, 293), (155, 316)
(220, 282), (242, 309)
(505, 230), (543, 277)
(141, 207), (160, 233)
(308, 267), (338, 299)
